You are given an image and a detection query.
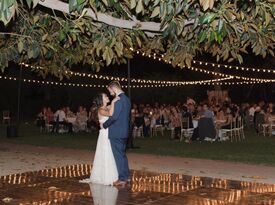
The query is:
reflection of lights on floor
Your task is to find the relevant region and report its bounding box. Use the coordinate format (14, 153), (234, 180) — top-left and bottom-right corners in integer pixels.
(1, 164), (275, 205)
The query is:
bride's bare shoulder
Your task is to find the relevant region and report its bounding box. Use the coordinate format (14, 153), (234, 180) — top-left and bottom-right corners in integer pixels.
(98, 107), (110, 117)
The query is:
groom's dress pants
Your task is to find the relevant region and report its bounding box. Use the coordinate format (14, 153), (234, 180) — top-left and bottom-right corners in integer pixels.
(110, 138), (130, 181)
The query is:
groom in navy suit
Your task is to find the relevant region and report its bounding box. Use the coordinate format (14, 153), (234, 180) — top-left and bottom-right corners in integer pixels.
(101, 81), (131, 186)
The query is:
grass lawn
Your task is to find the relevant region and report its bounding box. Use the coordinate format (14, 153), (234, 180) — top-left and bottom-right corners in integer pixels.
(1, 123), (275, 166)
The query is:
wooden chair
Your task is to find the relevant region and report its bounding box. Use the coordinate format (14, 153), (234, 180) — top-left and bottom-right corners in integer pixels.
(2, 110), (11, 124)
(180, 117), (194, 142)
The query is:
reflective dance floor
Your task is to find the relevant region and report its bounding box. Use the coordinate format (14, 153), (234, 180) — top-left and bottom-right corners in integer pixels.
(1, 164), (275, 205)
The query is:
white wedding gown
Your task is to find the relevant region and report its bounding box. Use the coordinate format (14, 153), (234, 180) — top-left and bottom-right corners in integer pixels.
(80, 116), (118, 185)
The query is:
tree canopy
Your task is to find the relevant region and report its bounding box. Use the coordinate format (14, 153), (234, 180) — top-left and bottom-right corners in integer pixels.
(0, 0), (274, 78)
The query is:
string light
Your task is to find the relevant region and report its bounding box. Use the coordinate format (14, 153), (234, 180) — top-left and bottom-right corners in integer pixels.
(0, 75), (272, 88)
(192, 60), (274, 74)
(18, 63), (238, 86)
(20, 63), (222, 85)
(134, 51), (275, 83)
(19, 52), (275, 85)
(17, 63), (247, 85)
(133, 50), (274, 74)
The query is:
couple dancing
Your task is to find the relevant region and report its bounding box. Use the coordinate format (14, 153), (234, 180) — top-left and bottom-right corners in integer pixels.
(81, 81), (131, 186)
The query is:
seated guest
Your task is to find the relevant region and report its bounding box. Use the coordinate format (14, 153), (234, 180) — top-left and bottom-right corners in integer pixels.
(254, 107), (266, 133)
(268, 103), (274, 114)
(193, 105), (203, 119)
(186, 97), (196, 106)
(155, 112), (161, 125)
(150, 112), (161, 128)
(75, 106), (88, 132)
(265, 107), (273, 124)
(52, 107), (73, 133)
(131, 110), (145, 138)
(201, 104), (214, 121)
(220, 108), (234, 129)
(191, 104), (215, 142)
(182, 106), (193, 128)
(134, 111), (144, 128)
(143, 113), (151, 137)
(36, 107), (47, 131)
(45, 107), (54, 125)
(253, 106), (262, 133)
(215, 105), (224, 120)
(170, 107), (181, 140)
(66, 106), (75, 118)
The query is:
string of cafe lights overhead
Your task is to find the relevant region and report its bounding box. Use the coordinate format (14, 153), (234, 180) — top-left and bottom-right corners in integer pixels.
(21, 61), (274, 84)
(0, 75), (266, 87)
(133, 50), (275, 83)
(132, 49), (274, 74)
(19, 62), (231, 85)
(193, 60), (275, 74)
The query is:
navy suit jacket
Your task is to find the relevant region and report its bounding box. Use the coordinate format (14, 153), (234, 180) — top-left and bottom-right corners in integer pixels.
(103, 93), (131, 139)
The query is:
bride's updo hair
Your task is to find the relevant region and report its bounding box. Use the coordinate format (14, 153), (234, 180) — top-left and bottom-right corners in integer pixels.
(93, 93), (105, 109)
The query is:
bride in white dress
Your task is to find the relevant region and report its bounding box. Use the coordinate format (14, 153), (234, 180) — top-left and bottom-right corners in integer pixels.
(80, 93), (119, 185)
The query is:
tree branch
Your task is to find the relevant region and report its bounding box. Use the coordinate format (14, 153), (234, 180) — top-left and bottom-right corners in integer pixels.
(0, 32), (32, 39)
(38, 0), (193, 35)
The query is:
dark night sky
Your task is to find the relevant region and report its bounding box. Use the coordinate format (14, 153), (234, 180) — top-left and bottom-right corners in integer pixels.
(0, 52), (275, 121)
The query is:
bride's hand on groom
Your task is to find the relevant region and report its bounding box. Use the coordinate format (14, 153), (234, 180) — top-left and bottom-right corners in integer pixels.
(99, 123), (103, 129)
(112, 96), (120, 104)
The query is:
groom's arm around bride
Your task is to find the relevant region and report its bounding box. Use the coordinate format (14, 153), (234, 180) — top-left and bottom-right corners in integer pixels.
(102, 98), (123, 129)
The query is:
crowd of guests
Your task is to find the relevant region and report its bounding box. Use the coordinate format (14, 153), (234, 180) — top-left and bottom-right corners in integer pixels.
(130, 98), (238, 140)
(36, 97), (275, 138)
(36, 105), (98, 133)
(130, 98), (275, 140)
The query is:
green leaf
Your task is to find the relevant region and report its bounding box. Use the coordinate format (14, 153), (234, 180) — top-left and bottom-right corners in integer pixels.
(144, 0), (150, 6)
(150, 6), (160, 18)
(199, 0), (214, 11)
(265, 12), (271, 26)
(237, 54), (243, 64)
(42, 34), (48, 41)
(202, 13), (216, 24)
(26, 0), (32, 8)
(69, 0), (78, 12)
(217, 19), (224, 33)
(136, 0), (143, 14)
(58, 31), (66, 41)
(130, 0), (136, 9)
(18, 41), (24, 53)
(27, 49), (33, 58)
(198, 31), (206, 43)
(0, 1), (17, 25)
(136, 36), (141, 47)
(33, 15), (39, 24)
(153, 0), (160, 7)
(32, 0), (39, 8)
(209, 30), (215, 42)
(101, 0), (108, 6)
(77, 0), (86, 4)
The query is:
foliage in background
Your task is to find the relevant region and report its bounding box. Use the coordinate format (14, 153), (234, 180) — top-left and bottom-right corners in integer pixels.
(0, 0), (274, 78)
